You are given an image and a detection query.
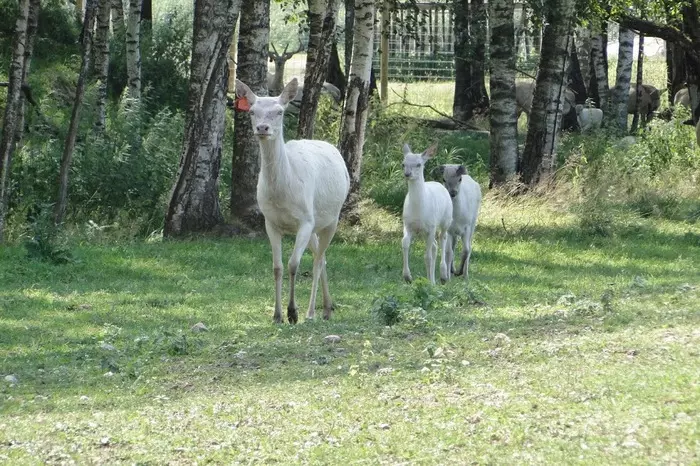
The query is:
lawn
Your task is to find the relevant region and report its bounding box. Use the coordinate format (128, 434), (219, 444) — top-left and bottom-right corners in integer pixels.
(1, 196), (699, 464)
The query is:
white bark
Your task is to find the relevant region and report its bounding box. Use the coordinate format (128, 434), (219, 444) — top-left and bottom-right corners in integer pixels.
(575, 26), (592, 94)
(126, 0), (142, 101)
(94, 0), (111, 132)
(612, 27), (635, 132)
(590, 28), (609, 110)
(111, 0), (125, 38)
(338, 0), (375, 219)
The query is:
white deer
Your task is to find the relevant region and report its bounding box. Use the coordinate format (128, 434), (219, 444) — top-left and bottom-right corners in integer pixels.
(401, 143), (453, 285)
(235, 78), (350, 323)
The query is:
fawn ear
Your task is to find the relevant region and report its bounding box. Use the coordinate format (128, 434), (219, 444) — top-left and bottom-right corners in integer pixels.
(279, 78), (299, 105)
(456, 165), (466, 176)
(402, 143), (412, 156)
(235, 80), (257, 105)
(422, 142), (438, 160)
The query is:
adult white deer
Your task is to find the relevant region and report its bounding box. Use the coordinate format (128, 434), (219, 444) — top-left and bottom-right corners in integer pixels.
(235, 78), (350, 324)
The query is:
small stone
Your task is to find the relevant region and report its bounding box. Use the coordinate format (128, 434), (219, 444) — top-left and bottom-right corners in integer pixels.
(103, 372), (114, 377)
(100, 437), (110, 446)
(80, 395), (90, 402)
(4, 375), (18, 385)
(324, 335), (341, 344)
(493, 333), (511, 347)
(100, 343), (116, 351)
(191, 322), (208, 332)
(378, 423), (390, 430)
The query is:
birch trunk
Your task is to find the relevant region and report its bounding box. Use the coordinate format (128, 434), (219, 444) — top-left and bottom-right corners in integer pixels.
(0, 0), (32, 241)
(111, 0), (125, 39)
(54, 0), (98, 224)
(298, 0), (341, 139)
(575, 26), (592, 96)
(520, 0), (575, 186)
(666, 40), (685, 107)
(611, 27), (635, 132)
(126, 0), (142, 102)
(488, 0), (518, 187)
(338, 0), (375, 221)
(94, 0), (111, 132)
(453, 0), (489, 122)
(164, 0), (242, 236)
(327, 41), (345, 97)
(590, 25), (609, 111)
(344, 0), (354, 75)
(230, 0), (269, 230)
(631, 32), (645, 132)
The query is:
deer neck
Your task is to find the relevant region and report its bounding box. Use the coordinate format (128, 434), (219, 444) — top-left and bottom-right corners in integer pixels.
(406, 176), (427, 207)
(258, 130), (291, 190)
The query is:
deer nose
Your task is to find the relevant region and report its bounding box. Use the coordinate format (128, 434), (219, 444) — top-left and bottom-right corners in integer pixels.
(256, 124), (270, 133)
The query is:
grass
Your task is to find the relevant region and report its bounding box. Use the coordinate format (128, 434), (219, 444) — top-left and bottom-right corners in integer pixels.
(2, 195), (700, 464)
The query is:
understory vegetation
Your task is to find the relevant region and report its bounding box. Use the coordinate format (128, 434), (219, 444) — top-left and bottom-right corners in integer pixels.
(2, 1), (700, 464)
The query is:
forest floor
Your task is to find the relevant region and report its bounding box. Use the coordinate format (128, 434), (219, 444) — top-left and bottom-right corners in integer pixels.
(2, 196), (699, 464)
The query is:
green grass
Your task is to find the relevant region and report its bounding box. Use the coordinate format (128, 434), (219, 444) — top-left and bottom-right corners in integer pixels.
(2, 197), (700, 464)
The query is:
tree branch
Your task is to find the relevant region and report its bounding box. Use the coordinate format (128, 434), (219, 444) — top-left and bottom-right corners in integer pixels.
(617, 14), (700, 68)
(389, 87), (485, 131)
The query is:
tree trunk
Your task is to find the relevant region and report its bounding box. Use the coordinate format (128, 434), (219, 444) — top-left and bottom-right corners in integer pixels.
(488, 0), (518, 187)
(54, 0), (98, 224)
(666, 40), (685, 106)
(344, 0), (354, 75)
(227, 18), (239, 92)
(453, 0), (489, 122)
(327, 41), (346, 97)
(94, 0), (111, 132)
(590, 25), (609, 110)
(575, 26), (592, 96)
(111, 0), (125, 39)
(230, 0), (269, 230)
(520, 0), (575, 186)
(0, 0), (38, 241)
(611, 27), (635, 132)
(631, 32), (645, 132)
(13, 0), (40, 152)
(126, 0), (142, 101)
(298, 0), (340, 139)
(164, 0), (242, 237)
(339, 0), (375, 221)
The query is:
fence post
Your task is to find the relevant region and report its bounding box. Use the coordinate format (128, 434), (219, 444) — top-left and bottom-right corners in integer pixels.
(380, 0), (390, 105)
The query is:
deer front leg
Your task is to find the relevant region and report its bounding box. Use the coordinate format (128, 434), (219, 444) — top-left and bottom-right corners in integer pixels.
(287, 222), (314, 324)
(265, 222), (284, 324)
(402, 227), (413, 283)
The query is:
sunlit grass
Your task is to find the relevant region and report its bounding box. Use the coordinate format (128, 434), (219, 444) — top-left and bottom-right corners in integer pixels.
(2, 194), (700, 463)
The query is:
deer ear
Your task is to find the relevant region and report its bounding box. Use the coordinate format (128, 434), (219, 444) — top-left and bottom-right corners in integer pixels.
(402, 143), (412, 156)
(279, 78), (299, 105)
(456, 165), (466, 176)
(432, 165), (445, 180)
(235, 79), (257, 105)
(422, 143), (438, 160)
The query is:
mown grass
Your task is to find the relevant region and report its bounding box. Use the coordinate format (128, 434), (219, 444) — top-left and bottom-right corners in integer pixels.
(2, 193), (700, 463)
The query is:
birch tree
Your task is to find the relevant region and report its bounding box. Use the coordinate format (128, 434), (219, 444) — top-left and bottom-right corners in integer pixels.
(94, 0), (112, 132)
(589, 23), (609, 111)
(298, 0), (341, 139)
(520, 0), (576, 186)
(111, 0), (125, 39)
(631, 30), (645, 132)
(339, 0), (375, 221)
(610, 27), (635, 132)
(0, 0), (40, 241)
(55, 0), (98, 224)
(453, 0), (489, 122)
(126, 0), (142, 102)
(575, 26), (592, 96)
(164, 0), (242, 236)
(230, 0), (269, 230)
(488, 0), (518, 187)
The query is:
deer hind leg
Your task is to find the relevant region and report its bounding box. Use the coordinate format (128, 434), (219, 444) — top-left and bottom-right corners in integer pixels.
(308, 224), (338, 320)
(402, 226), (413, 283)
(425, 229), (437, 285)
(438, 230), (450, 284)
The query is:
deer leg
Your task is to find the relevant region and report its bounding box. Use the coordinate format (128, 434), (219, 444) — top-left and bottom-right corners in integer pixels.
(402, 227), (413, 283)
(287, 223), (314, 324)
(265, 221), (284, 324)
(309, 224), (337, 320)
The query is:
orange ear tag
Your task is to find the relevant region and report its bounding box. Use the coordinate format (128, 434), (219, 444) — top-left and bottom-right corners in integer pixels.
(235, 96), (251, 112)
